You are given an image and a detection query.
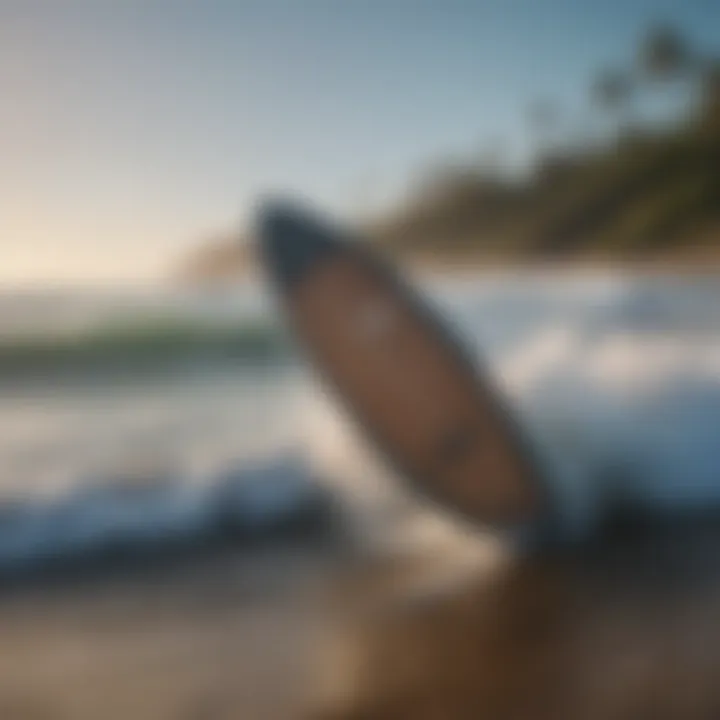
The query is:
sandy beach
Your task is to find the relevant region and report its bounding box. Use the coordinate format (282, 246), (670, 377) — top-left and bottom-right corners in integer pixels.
(0, 544), (340, 720)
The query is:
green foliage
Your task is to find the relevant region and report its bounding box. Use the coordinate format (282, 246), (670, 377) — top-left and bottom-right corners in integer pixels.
(373, 26), (720, 264)
(640, 24), (692, 80)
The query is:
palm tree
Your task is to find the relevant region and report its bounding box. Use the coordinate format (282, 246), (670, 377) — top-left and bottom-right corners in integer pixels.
(592, 69), (634, 137)
(639, 24), (691, 82)
(527, 99), (558, 158)
(700, 60), (720, 120)
(637, 24), (702, 121)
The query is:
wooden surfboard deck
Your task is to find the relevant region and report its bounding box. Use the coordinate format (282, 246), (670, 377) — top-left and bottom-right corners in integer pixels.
(258, 202), (546, 527)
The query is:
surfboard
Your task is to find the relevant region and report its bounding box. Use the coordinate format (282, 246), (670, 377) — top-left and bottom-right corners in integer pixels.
(258, 202), (546, 527)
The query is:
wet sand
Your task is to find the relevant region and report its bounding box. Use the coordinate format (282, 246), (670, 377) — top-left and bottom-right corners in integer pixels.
(0, 545), (339, 720)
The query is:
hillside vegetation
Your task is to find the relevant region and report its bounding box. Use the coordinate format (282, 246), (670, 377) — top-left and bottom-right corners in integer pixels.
(374, 109), (720, 265)
(373, 27), (720, 264)
(179, 25), (720, 282)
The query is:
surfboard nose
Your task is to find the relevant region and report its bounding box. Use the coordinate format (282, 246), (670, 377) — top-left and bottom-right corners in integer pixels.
(257, 201), (344, 289)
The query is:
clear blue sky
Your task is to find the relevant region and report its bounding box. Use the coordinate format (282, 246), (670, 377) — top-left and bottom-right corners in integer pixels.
(1, 0), (718, 284)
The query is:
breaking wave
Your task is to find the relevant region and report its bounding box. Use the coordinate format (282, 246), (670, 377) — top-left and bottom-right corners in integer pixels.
(0, 318), (290, 380)
(0, 455), (333, 576)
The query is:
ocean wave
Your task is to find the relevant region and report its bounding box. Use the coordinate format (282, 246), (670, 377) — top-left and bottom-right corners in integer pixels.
(3, 275), (720, 566)
(303, 274), (720, 540)
(0, 455), (334, 577)
(0, 317), (291, 380)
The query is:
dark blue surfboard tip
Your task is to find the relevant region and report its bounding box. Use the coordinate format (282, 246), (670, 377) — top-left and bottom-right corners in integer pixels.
(256, 199), (345, 290)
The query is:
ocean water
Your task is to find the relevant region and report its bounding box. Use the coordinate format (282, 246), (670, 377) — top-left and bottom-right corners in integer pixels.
(1, 272), (719, 569)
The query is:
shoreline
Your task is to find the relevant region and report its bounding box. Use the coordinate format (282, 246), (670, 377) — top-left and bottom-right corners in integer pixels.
(175, 244), (720, 288)
(0, 540), (343, 720)
(395, 246), (720, 279)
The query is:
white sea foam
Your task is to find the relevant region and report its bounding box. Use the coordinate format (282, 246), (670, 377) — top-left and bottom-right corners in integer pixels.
(307, 273), (720, 540)
(0, 273), (719, 568)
